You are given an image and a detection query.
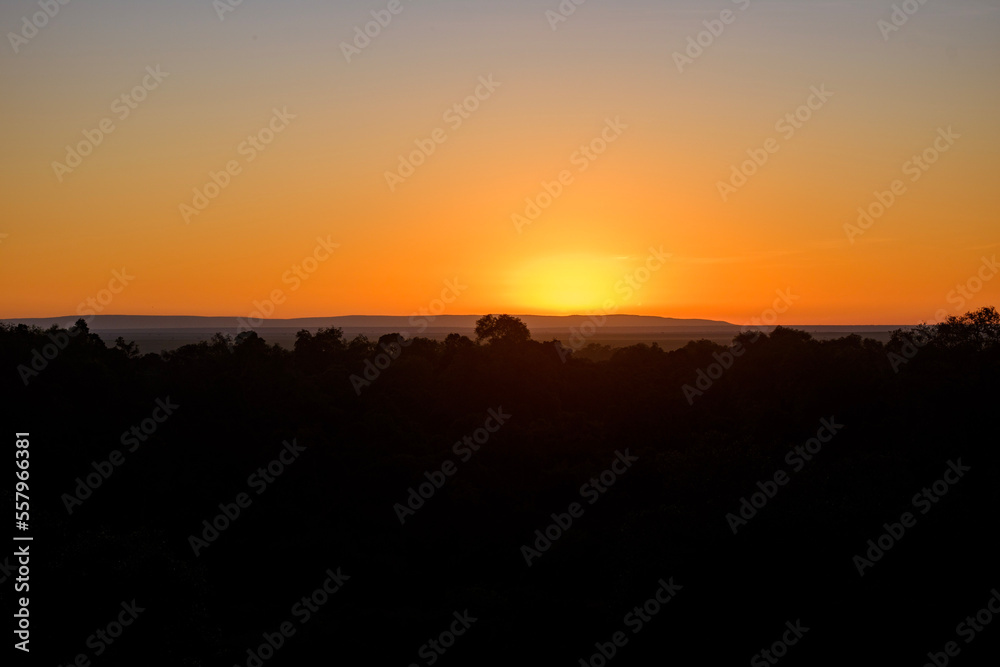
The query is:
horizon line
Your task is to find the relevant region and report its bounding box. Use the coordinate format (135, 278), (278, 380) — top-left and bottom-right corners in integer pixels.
(0, 313), (931, 328)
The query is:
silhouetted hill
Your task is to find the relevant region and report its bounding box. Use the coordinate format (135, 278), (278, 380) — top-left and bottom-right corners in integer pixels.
(1, 313), (736, 331)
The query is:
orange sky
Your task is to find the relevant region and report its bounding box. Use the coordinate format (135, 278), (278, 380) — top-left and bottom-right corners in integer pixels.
(1, 0), (998, 325)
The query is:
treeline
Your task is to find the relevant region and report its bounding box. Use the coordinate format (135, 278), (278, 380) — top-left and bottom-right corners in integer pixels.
(1, 308), (998, 665)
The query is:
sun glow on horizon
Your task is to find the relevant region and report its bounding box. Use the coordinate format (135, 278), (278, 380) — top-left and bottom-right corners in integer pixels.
(0, 2), (997, 324)
(512, 254), (634, 314)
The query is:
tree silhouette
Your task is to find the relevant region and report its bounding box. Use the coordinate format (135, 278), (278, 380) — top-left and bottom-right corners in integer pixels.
(474, 314), (531, 346)
(1, 305), (998, 665)
(936, 306), (1000, 350)
(114, 336), (141, 359)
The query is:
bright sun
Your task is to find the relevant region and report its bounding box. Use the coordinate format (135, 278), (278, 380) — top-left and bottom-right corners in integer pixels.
(514, 255), (629, 314)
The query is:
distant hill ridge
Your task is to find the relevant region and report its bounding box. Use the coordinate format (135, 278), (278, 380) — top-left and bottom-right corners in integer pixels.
(2, 314), (737, 331)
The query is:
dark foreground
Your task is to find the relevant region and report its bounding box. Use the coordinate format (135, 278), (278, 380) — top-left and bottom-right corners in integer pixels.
(2, 309), (998, 666)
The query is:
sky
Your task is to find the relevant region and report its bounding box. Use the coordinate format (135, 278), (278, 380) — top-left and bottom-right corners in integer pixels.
(1, 0), (998, 325)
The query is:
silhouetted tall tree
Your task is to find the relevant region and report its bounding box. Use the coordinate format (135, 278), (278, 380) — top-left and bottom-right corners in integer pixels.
(474, 314), (531, 346)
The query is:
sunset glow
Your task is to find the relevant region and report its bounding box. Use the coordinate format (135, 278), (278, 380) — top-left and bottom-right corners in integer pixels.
(6, 4), (1000, 664)
(1, 1), (998, 324)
